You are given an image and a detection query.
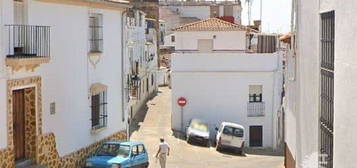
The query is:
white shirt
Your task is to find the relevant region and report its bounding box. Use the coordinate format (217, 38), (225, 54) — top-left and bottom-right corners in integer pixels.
(159, 142), (169, 154)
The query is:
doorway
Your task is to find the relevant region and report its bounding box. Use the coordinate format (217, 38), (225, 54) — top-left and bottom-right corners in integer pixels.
(12, 87), (37, 161)
(13, 89), (25, 160)
(249, 126), (263, 147)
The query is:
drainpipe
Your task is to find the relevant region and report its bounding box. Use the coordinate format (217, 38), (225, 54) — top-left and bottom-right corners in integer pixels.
(121, 9), (129, 141)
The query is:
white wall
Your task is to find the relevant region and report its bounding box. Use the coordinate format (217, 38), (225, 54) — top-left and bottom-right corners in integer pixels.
(171, 53), (282, 148)
(0, 0), (8, 150)
(334, 0), (357, 167)
(175, 31), (246, 51)
(0, 0), (127, 156)
(172, 53), (279, 72)
(284, 0), (335, 166)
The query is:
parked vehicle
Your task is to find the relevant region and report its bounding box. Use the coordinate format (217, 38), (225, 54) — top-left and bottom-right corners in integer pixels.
(85, 141), (149, 168)
(215, 122), (245, 154)
(186, 119), (210, 146)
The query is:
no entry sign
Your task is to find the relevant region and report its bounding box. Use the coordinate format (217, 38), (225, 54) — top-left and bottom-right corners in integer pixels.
(177, 97), (187, 107)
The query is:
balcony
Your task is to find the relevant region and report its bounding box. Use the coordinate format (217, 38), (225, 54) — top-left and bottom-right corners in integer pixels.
(247, 102), (265, 117)
(5, 25), (51, 72)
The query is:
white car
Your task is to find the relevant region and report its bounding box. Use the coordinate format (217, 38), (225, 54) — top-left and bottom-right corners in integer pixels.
(215, 122), (245, 154)
(186, 119), (210, 146)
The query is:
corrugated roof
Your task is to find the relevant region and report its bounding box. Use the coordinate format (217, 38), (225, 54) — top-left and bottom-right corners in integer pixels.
(173, 18), (257, 32)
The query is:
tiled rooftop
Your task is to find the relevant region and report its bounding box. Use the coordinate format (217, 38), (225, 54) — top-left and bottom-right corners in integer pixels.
(173, 18), (257, 32)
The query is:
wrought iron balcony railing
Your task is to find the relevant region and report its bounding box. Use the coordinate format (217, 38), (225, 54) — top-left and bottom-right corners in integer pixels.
(6, 25), (51, 58)
(247, 102), (265, 117)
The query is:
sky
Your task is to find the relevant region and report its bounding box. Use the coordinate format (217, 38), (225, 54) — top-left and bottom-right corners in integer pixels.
(240, 0), (292, 34)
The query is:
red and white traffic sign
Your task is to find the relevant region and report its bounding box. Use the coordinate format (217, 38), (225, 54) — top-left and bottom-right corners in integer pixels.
(177, 97), (187, 107)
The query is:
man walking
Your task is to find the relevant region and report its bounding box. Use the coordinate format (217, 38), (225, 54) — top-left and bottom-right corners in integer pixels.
(155, 138), (170, 168)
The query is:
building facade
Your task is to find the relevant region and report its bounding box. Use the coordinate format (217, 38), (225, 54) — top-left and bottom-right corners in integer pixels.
(0, 0), (130, 167)
(171, 18), (283, 149)
(124, 10), (158, 124)
(283, 0), (357, 167)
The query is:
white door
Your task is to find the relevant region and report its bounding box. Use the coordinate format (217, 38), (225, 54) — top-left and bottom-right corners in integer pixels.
(14, 0), (25, 24)
(198, 39), (213, 53)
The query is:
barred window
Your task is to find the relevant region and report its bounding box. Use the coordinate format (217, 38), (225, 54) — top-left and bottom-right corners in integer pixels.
(91, 91), (107, 130)
(89, 13), (103, 53)
(319, 11), (334, 168)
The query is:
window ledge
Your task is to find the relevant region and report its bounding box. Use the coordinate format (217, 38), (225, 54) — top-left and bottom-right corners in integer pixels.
(91, 127), (107, 134)
(88, 51), (103, 57)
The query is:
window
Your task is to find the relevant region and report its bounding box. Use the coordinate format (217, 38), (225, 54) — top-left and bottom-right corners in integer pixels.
(151, 74), (154, 86)
(171, 35), (175, 42)
(319, 11), (334, 168)
(197, 39), (213, 53)
(222, 126), (243, 137)
(138, 145), (145, 154)
(89, 13), (103, 53)
(249, 85), (263, 102)
(91, 91), (107, 130)
(131, 145), (138, 156)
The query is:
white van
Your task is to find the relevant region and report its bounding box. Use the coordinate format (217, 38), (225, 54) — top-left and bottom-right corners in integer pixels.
(215, 122), (245, 154)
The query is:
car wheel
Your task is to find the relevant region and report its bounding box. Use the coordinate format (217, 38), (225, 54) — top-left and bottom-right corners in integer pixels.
(186, 136), (191, 144)
(216, 144), (221, 151)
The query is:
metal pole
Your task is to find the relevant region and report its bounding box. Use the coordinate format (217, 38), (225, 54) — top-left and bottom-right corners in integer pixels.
(181, 107), (184, 134)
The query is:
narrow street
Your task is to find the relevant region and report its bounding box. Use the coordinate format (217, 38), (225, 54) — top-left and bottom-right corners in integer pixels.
(130, 87), (284, 168)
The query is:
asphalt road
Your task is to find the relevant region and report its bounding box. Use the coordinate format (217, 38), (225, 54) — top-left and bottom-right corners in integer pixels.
(130, 87), (284, 168)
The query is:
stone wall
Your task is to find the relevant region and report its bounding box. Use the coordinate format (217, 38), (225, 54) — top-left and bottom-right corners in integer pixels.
(24, 87), (37, 160)
(37, 131), (127, 168)
(0, 148), (15, 168)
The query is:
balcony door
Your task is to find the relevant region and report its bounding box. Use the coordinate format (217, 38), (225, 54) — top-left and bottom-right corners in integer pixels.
(14, 0), (25, 25)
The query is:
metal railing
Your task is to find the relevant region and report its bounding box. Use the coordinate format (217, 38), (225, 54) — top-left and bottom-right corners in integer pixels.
(247, 102), (265, 117)
(6, 25), (51, 58)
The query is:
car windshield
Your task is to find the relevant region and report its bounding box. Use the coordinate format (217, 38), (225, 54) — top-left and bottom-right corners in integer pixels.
(223, 126), (244, 137)
(96, 144), (130, 158)
(191, 121), (208, 132)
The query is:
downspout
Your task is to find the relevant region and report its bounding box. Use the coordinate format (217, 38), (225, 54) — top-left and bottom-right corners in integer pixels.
(121, 9), (129, 141)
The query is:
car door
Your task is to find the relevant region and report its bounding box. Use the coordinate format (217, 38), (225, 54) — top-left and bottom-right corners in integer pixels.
(220, 126), (234, 146)
(136, 145), (148, 167)
(231, 127), (244, 148)
(130, 145), (139, 168)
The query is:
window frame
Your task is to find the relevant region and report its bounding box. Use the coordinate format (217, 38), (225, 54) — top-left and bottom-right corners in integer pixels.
(89, 13), (103, 53)
(91, 91), (108, 130)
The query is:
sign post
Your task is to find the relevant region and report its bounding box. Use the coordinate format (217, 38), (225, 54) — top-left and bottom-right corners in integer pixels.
(177, 97), (187, 134)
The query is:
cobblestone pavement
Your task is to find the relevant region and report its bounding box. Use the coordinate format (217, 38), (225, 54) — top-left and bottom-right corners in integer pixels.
(130, 87), (284, 168)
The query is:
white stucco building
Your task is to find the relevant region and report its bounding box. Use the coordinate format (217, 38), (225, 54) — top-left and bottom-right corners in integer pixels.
(171, 18), (283, 149)
(0, 0), (131, 167)
(124, 10), (158, 122)
(160, 0), (242, 35)
(282, 0), (357, 168)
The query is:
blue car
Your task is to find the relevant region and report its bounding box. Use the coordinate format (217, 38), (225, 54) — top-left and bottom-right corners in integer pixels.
(85, 141), (149, 168)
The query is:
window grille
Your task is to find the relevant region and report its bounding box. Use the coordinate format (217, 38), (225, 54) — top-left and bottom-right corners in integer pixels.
(91, 91), (107, 130)
(319, 11), (334, 168)
(89, 13), (103, 53)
